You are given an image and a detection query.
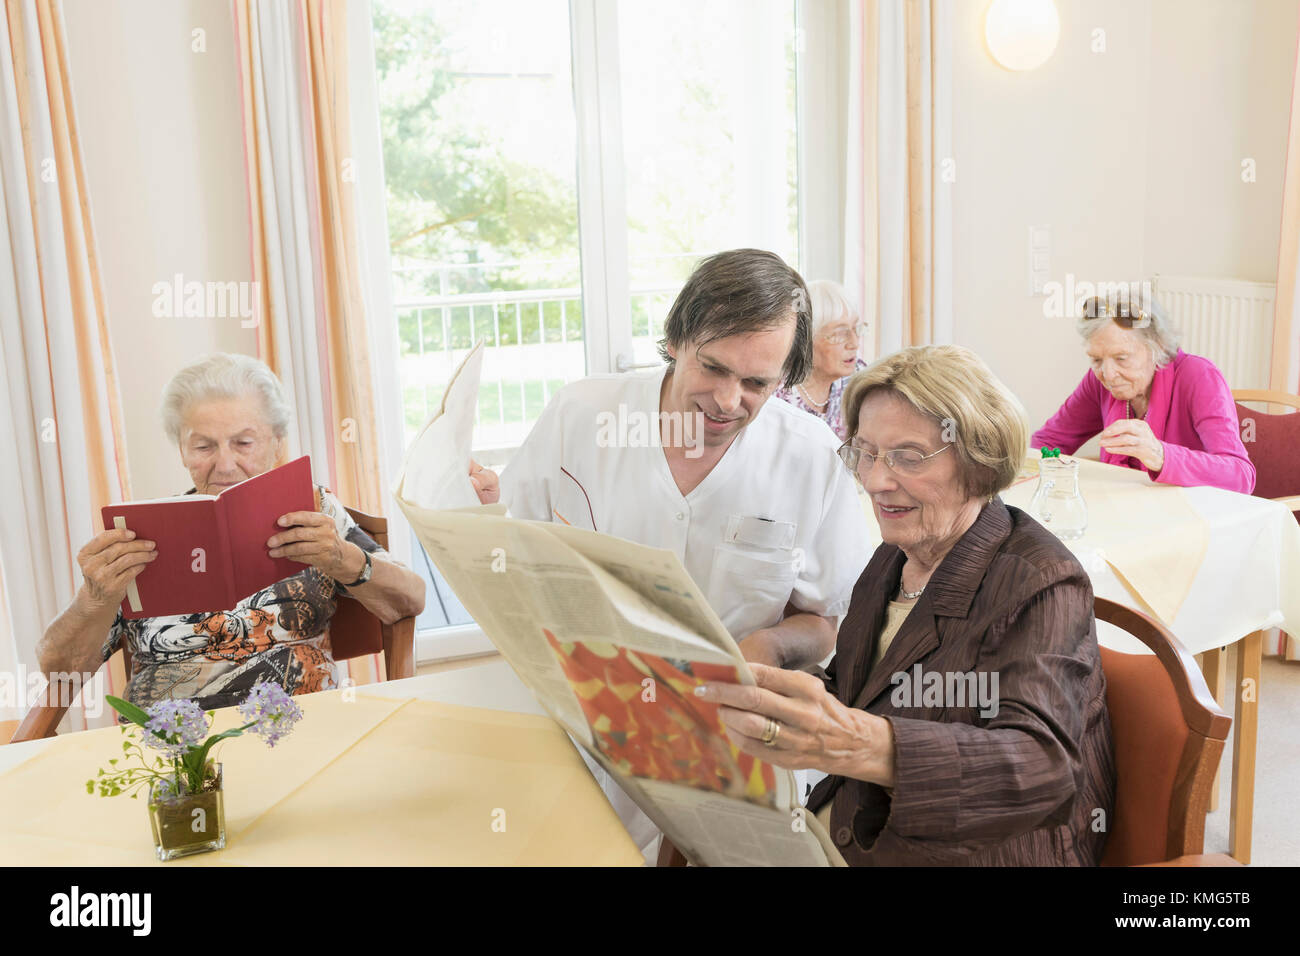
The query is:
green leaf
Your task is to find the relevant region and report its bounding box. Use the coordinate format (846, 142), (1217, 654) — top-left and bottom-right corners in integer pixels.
(190, 728), (245, 777)
(105, 695), (151, 728)
(85, 780), (94, 794)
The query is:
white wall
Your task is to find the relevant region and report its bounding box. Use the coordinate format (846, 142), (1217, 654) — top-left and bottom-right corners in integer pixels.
(950, 0), (1297, 433)
(1143, 0), (1297, 281)
(62, 0), (255, 501)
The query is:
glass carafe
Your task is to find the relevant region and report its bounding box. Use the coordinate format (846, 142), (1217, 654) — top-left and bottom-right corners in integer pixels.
(1029, 457), (1088, 540)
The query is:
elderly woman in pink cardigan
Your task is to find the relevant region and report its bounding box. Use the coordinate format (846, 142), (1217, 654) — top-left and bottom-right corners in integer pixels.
(1032, 292), (1255, 494)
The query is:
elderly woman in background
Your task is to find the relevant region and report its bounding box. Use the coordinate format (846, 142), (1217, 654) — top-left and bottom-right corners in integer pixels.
(698, 345), (1115, 865)
(773, 279), (867, 440)
(1032, 290), (1254, 493)
(36, 353), (425, 711)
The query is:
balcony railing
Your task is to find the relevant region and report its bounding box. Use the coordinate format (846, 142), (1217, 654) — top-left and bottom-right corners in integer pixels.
(395, 283), (679, 450)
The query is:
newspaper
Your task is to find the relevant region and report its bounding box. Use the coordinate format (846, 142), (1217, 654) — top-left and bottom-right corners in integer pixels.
(393, 347), (845, 867)
(393, 340), (485, 511)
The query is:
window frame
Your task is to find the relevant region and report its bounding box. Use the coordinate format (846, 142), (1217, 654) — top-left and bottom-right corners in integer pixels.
(366, 0), (809, 663)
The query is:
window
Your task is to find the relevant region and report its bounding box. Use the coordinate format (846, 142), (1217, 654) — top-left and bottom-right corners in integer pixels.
(372, 0), (801, 647)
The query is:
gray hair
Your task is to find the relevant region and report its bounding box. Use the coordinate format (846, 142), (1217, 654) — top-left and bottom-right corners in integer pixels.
(161, 353), (293, 445)
(807, 279), (859, 336)
(1076, 285), (1180, 367)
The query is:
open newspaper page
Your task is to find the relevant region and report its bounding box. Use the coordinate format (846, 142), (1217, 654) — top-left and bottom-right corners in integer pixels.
(393, 503), (843, 865)
(392, 340), (485, 511)
(393, 507), (597, 744)
(541, 520), (739, 660)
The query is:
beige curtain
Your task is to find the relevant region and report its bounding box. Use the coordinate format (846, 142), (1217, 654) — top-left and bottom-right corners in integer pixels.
(233, 0), (386, 684)
(1271, 32), (1300, 401)
(0, 0), (131, 727)
(233, 0), (382, 515)
(844, 0), (952, 359)
(1269, 24), (1300, 661)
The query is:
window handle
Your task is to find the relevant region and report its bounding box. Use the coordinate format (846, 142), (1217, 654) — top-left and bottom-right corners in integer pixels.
(616, 353), (663, 373)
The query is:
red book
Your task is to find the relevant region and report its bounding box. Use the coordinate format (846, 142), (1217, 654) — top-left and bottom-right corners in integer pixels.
(100, 456), (315, 619)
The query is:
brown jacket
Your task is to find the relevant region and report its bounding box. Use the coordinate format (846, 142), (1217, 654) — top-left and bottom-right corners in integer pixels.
(808, 498), (1115, 865)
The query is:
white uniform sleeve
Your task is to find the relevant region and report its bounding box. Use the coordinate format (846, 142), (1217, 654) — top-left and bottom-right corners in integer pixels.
(499, 390), (566, 522)
(789, 463), (872, 618)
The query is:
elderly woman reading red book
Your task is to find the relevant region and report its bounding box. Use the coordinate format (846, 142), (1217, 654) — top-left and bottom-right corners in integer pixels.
(36, 354), (425, 711)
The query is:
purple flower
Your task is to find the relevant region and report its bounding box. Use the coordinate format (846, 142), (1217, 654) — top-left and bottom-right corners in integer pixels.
(237, 680), (303, 747)
(143, 699), (208, 757)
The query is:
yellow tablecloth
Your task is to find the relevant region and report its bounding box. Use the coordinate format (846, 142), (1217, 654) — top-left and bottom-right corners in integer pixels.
(0, 690), (642, 866)
(1003, 458), (1208, 623)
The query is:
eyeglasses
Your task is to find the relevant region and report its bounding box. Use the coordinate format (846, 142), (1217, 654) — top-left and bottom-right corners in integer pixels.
(837, 441), (952, 476)
(1079, 297), (1152, 330)
(819, 322), (869, 346)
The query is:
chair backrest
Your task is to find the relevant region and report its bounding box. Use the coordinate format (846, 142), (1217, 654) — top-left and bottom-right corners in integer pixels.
(329, 507), (391, 664)
(9, 505), (414, 744)
(1232, 389), (1300, 503)
(1095, 598), (1231, 866)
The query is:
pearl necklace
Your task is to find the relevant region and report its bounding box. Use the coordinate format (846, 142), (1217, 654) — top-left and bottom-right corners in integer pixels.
(1126, 400), (1146, 420)
(797, 382), (830, 409)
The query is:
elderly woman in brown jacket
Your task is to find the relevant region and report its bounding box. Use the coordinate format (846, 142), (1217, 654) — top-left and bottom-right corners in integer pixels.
(697, 345), (1115, 865)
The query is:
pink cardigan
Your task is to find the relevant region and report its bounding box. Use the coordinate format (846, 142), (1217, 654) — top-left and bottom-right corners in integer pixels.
(1031, 350), (1255, 494)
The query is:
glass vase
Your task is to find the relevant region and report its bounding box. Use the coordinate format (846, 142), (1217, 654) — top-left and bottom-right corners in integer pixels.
(1029, 457), (1088, 540)
(147, 762), (226, 862)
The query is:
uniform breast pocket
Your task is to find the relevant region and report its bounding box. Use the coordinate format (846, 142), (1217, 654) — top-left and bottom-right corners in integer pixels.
(707, 546), (799, 638)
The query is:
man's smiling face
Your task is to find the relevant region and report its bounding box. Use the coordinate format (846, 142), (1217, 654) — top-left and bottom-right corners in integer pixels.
(662, 318), (795, 448)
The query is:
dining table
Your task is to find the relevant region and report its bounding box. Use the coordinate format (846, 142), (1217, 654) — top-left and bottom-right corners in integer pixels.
(861, 455), (1300, 864)
(0, 661), (644, 866)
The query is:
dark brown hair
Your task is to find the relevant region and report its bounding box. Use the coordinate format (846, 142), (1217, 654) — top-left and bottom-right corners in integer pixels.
(656, 249), (812, 388)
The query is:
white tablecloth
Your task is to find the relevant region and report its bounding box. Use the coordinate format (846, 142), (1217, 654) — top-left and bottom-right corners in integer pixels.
(859, 470), (1300, 656)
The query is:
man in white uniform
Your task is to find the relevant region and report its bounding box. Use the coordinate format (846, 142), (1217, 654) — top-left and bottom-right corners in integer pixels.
(470, 249), (871, 854)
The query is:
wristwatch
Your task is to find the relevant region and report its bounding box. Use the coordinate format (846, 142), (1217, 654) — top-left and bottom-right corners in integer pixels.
(341, 547), (373, 587)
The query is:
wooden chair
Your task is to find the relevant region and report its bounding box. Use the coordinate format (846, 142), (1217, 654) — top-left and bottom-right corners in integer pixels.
(1095, 597), (1238, 866)
(8, 507), (415, 744)
(1231, 388), (1300, 514)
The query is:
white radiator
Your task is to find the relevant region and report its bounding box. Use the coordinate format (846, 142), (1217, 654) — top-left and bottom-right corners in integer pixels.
(1152, 275), (1276, 390)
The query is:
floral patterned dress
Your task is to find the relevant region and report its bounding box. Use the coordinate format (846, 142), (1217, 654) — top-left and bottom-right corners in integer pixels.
(101, 486), (391, 712)
(774, 358), (867, 441)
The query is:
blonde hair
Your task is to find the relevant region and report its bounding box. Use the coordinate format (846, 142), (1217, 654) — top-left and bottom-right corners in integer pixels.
(842, 345), (1029, 499)
(807, 279), (859, 336)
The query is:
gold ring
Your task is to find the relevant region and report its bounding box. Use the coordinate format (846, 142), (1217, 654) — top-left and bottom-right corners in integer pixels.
(761, 717), (781, 746)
